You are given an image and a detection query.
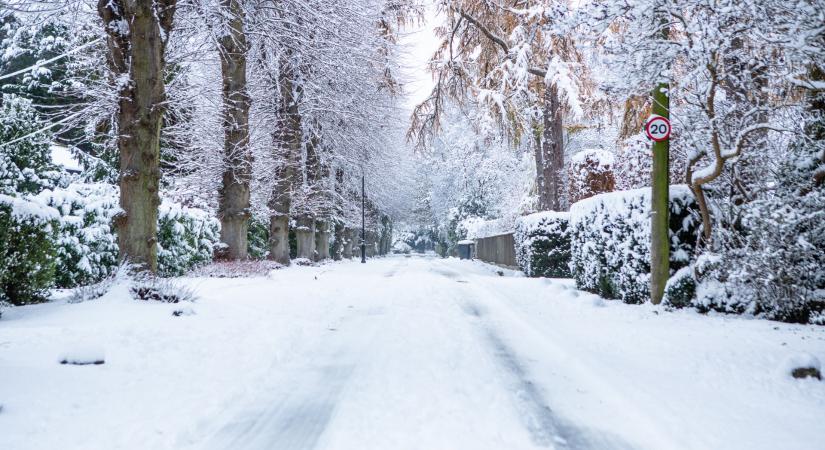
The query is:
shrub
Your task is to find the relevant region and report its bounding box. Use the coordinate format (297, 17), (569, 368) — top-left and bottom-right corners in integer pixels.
(35, 183), (120, 288)
(568, 149), (615, 204)
(0, 94), (63, 195)
(0, 194), (59, 305)
(663, 266), (696, 309)
(569, 185), (700, 304)
(247, 216), (270, 260)
(130, 275), (197, 303)
(514, 211), (571, 277)
(157, 200), (221, 276)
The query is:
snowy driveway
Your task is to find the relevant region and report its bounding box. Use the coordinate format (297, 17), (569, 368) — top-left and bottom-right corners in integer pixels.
(1, 255), (824, 450)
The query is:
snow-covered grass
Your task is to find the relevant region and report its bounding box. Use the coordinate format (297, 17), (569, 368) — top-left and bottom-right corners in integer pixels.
(0, 255), (823, 450)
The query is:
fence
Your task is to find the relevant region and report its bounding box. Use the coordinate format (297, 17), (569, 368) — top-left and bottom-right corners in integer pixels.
(474, 232), (517, 268)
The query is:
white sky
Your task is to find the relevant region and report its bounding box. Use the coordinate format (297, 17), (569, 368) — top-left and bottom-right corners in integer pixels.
(396, 3), (441, 115)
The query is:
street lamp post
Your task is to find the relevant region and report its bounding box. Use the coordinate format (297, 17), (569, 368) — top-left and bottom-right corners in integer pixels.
(361, 172), (366, 264)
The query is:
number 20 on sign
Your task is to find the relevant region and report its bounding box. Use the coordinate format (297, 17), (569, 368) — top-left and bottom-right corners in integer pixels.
(645, 116), (671, 142)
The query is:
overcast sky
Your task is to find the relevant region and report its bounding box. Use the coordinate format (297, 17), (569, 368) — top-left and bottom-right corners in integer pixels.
(396, 3), (440, 115)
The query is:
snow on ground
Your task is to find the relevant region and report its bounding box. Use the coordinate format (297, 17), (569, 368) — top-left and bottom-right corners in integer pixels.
(1, 255), (823, 450)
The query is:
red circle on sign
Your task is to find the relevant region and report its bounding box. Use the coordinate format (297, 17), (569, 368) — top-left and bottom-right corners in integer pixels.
(645, 116), (671, 142)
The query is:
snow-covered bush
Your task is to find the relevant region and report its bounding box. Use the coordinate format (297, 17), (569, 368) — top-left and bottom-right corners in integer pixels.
(246, 217), (270, 260)
(157, 200), (221, 276)
(569, 185), (700, 304)
(130, 275), (197, 304)
(614, 133), (687, 191)
(0, 94), (63, 195)
(514, 211), (571, 278)
(0, 194), (59, 305)
(568, 149), (615, 204)
(614, 134), (651, 191)
(663, 266), (696, 309)
(695, 110), (825, 324)
(35, 183), (120, 288)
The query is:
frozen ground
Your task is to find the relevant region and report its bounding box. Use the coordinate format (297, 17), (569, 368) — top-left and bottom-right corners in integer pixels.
(1, 254), (824, 450)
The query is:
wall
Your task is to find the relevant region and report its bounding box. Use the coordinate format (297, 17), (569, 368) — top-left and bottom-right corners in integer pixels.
(475, 233), (517, 268)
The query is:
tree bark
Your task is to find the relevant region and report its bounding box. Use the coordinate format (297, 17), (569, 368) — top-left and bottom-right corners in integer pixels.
(331, 220), (345, 260)
(540, 84), (565, 211)
(98, 0), (177, 273)
(294, 214), (315, 260)
(268, 216), (290, 265)
(365, 231), (376, 258)
(268, 53), (301, 265)
(217, 0), (252, 260)
(342, 228), (354, 259)
(314, 219), (330, 260)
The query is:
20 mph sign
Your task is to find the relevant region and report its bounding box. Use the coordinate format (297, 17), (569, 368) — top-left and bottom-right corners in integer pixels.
(645, 116), (671, 142)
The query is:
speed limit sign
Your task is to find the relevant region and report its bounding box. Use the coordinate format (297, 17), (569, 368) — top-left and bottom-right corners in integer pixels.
(645, 115), (671, 142)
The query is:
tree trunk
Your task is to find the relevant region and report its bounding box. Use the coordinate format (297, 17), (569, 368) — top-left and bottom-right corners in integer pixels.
(533, 123), (545, 209)
(268, 215), (290, 265)
(268, 53), (301, 264)
(541, 85), (565, 211)
(98, 0), (177, 273)
(379, 215), (392, 255)
(366, 231), (376, 257)
(331, 220), (345, 260)
(295, 214), (315, 260)
(314, 219), (330, 260)
(217, 0), (252, 260)
(342, 228), (354, 259)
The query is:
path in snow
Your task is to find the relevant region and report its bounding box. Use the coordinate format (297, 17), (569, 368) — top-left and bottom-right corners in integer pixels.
(2, 254), (823, 450)
(202, 256), (634, 450)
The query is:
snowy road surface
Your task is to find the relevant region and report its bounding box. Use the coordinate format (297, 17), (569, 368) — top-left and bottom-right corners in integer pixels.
(1, 255), (824, 450)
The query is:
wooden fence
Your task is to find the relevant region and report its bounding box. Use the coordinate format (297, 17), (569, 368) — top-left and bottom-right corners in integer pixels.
(474, 232), (517, 268)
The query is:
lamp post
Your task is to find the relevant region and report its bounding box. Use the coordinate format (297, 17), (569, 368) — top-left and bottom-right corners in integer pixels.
(361, 171), (366, 263)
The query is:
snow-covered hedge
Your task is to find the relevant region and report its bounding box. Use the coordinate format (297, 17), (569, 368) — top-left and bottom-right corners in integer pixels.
(514, 211), (571, 278)
(157, 200), (222, 276)
(35, 183), (120, 288)
(0, 194), (59, 305)
(569, 185), (700, 304)
(31, 183), (220, 282)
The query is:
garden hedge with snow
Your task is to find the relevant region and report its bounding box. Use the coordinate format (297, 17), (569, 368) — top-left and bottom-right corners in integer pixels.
(0, 96), (221, 307)
(513, 185), (823, 324)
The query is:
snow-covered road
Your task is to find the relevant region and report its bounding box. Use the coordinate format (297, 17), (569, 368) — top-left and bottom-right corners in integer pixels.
(1, 255), (824, 450)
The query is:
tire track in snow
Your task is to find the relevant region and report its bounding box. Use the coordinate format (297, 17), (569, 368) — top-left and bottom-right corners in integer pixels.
(481, 323), (635, 450)
(202, 303), (386, 450)
(431, 259), (635, 450)
(208, 364), (356, 450)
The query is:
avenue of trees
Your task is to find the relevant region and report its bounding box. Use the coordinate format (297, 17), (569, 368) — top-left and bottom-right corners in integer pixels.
(0, 0), (421, 278)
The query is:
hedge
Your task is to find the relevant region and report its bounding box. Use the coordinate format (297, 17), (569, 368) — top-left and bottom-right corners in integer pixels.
(0, 194), (59, 305)
(569, 185), (700, 304)
(514, 211), (571, 277)
(35, 183), (120, 288)
(157, 199), (222, 276)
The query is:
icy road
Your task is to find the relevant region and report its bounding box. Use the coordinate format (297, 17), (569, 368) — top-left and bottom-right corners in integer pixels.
(1, 255), (824, 450)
